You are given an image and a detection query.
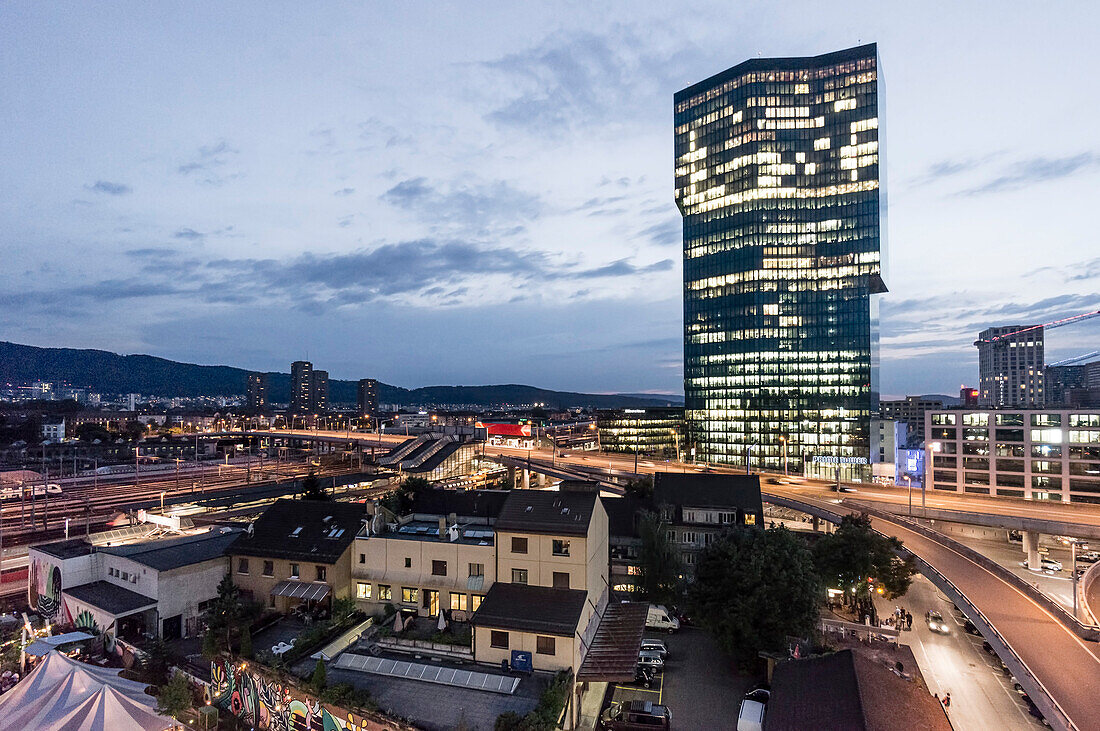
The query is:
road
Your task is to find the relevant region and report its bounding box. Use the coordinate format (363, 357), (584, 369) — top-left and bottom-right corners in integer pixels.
(883, 574), (1041, 731)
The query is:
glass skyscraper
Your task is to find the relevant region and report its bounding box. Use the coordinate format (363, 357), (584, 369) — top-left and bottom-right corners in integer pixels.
(675, 44), (886, 480)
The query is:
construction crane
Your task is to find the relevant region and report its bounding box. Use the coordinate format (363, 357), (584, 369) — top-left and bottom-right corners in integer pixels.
(976, 309), (1100, 343)
(1047, 350), (1100, 368)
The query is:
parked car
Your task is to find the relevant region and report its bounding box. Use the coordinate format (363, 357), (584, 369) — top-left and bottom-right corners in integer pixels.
(925, 610), (950, 634)
(982, 641), (998, 657)
(637, 650), (665, 673)
(632, 666), (655, 689)
(599, 700), (671, 730)
(1023, 696), (1051, 727)
(646, 605), (681, 634)
(737, 694), (767, 731)
(744, 685), (770, 704)
(1077, 551), (1100, 564)
(640, 639), (668, 659)
(962, 619), (981, 636)
(1019, 558), (1062, 572)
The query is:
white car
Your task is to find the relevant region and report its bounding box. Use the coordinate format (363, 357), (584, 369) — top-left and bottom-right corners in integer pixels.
(925, 610), (949, 634)
(1020, 558), (1063, 572)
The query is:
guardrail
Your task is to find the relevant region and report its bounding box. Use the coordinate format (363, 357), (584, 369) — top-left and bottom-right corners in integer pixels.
(850, 501), (1100, 642)
(1081, 559), (1100, 626)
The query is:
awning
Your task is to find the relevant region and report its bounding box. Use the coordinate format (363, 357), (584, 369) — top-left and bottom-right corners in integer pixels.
(23, 631), (96, 657)
(271, 580), (331, 602)
(577, 602), (648, 682)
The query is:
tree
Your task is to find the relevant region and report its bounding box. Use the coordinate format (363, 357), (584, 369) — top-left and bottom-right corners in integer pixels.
(239, 626), (253, 659)
(203, 574), (243, 654)
(122, 420), (146, 442)
(689, 525), (820, 665)
(623, 476), (654, 501)
(381, 476), (427, 515)
(310, 659), (327, 694)
(637, 511), (681, 607)
(156, 672), (193, 719)
(201, 630), (217, 659)
(142, 637), (175, 685)
(75, 423), (111, 442)
(302, 470), (329, 501)
(331, 596), (357, 625)
(813, 513), (917, 617)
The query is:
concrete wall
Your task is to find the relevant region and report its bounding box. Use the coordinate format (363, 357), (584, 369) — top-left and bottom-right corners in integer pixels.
(473, 625), (576, 673)
(157, 558), (228, 636)
(497, 530), (589, 591)
(230, 548), (353, 610)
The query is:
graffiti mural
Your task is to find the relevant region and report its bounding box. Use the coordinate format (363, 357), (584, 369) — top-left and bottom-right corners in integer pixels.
(209, 659), (399, 731)
(29, 558), (67, 622)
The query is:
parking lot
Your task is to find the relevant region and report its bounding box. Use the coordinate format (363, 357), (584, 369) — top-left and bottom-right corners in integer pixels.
(605, 626), (753, 729)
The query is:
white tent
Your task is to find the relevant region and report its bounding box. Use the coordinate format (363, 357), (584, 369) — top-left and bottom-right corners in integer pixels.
(0, 651), (177, 730)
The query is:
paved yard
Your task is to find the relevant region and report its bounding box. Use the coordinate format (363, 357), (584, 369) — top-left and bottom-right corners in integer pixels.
(607, 627), (752, 730)
(326, 651), (544, 731)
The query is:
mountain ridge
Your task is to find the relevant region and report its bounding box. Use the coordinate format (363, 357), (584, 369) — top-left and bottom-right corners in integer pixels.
(0, 341), (681, 409)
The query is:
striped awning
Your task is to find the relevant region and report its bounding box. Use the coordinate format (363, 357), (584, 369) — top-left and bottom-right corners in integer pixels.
(270, 580), (331, 602)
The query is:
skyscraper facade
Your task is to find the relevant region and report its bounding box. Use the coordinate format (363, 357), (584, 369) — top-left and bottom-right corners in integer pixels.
(975, 326), (1044, 408)
(290, 360), (313, 414)
(312, 370), (329, 413)
(675, 44), (886, 480)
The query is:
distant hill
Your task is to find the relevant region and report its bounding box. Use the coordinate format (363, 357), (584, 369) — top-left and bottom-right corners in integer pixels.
(0, 341), (679, 409)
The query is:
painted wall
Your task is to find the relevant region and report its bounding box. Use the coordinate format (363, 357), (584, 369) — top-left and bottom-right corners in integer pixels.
(208, 658), (407, 731)
(472, 626), (576, 673)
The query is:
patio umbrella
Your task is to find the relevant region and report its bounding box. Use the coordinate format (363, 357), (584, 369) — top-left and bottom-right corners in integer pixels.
(437, 610), (447, 632)
(393, 612), (403, 634)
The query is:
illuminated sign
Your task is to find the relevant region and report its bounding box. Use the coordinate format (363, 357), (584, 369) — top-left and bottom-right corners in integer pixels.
(623, 409), (646, 414)
(811, 456), (869, 465)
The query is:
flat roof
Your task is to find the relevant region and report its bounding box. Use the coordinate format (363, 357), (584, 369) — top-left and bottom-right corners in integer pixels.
(371, 521), (495, 546)
(471, 584), (587, 636)
(100, 528), (241, 571)
(63, 581), (157, 617)
(32, 538), (94, 560)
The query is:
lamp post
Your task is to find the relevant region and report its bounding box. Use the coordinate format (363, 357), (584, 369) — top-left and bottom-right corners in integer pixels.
(904, 475), (912, 516)
(1071, 539), (1086, 620)
(779, 436), (788, 477)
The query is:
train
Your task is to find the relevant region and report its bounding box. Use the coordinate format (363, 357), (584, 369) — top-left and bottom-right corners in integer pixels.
(0, 483), (62, 501)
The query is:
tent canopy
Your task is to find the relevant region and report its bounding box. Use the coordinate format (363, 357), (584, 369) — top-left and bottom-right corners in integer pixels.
(0, 651), (176, 731)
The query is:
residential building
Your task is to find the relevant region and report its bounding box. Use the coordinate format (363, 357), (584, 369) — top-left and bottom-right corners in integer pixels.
(925, 409), (1100, 503)
(960, 386), (979, 407)
(596, 408), (685, 459)
(312, 370), (329, 413)
(246, 373), (268, 411)
(351, 490), (509, 620)
(653, 473), (763, 570)
(226, 499), (365, 612)
(290, 360), (313, 414)
(976, 326), (1044, 408)
(357, 378), (378, 418)
(41, 419), (66, 441)
(28, 527), (240, 642)
(880, 397), (944, 445)
(676, 44), (886, 481)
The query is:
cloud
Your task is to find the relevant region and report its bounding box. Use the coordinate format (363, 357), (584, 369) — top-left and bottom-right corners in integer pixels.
(960, 152), (1098, 195)
(334, 187), (355, 197)
(86, 180), (131, 196)
(380, 176), (541, 235)
(173, 228), (205, 241)
(177, 140), (241, 185)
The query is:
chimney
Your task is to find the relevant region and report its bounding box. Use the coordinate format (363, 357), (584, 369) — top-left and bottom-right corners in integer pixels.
(448, 512), (458, 525)
(438, 517), (447, 537)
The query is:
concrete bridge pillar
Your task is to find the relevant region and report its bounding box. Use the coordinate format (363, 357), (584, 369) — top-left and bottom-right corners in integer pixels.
(538, 472), (546, 488)
(523, 469), (530, 490)
(1023, 530), (1040, 570)
(812, 516), (821, 532)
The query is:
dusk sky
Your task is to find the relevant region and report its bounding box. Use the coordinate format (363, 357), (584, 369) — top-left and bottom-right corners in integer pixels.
(3, 2), (1099, 397)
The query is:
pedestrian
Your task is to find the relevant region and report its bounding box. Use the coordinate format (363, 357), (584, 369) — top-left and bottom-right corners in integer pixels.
(907, 612), (913, 630)
(942, 693), (951, 709)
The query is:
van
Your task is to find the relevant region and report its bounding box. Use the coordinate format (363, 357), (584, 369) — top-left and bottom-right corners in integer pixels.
(737, 698), (766, 731)
(646, 605), (681, 633)
(599, 699), (672, 730)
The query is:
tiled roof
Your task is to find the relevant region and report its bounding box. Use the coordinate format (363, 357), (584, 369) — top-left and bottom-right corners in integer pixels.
(227, 498), (365, 563)
(653, 472), (763, 513)
(494, 490), (598, 536)
(471, 583), (587, 636)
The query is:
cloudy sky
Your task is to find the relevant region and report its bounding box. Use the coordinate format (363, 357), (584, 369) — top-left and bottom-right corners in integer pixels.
(3, 2), (1100, 397)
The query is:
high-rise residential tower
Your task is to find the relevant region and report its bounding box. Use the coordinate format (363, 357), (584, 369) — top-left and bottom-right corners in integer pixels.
(290, 360), (313, 414)
(976, 326), (1044, 408)
(312, 370), (329, 413)
(675, 44), (886, 480)
(357, 378), (378, 418)
(246, 372), (268, 411)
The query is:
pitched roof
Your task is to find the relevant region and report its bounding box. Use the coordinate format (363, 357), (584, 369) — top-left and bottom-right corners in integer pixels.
(227, 498), (365, 563)
(767, 649), (952, 731)
(408, 488), (510, 520)
(100, 527), (241, 571)
(494, 490), (598, 536)
(601, 496), (648, 539)
(471, 583), (587, 636)
(63, 581), (157, 617)
(653, 472), (763, 514)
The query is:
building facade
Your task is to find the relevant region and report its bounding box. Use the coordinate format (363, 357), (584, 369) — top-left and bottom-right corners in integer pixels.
(357, 378), (378, 418)
(246, 373), (268, 411)
(596, 408), (685, 459)
(676, 44), (886, 481)
(925, 409), (1100, 503)
(975, 326), (1044, 408)
(870, 417), (907, 484)
(312, 370), (329, 413)
(290, 361), (313, 414)
(879, 396), (942, 446)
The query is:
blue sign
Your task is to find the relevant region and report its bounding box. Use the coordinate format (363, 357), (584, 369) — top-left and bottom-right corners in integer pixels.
(510, 650), (532, 673)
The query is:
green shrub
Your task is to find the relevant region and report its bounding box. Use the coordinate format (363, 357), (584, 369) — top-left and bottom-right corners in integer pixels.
(310, 659), (327, 694)
(239, 627), (253, 659)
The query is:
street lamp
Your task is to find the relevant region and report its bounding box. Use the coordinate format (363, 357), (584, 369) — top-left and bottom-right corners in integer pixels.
(779, 436), (788, 477)
(903, 475), (912, 516)
(1070, 539), (1087, 620)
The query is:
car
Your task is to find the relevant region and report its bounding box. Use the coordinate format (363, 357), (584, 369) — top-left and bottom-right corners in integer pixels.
(743, 685), (770, 704)
(631, 666), (655, 689)
(637, 650), (665, 673)
(1078, 551), (1100, 564)
(640, 639), (668, 659)
(838, 486), (858, 493)
(1022, 695), (1051, 727)
(599, 700), (671, 731)
(737, 696), (767, 731)
(925, 610), (950, 634)
(982, 641), (998, 657)
(962, 619), (981, 636)
(1020, 558), (1063, 572)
